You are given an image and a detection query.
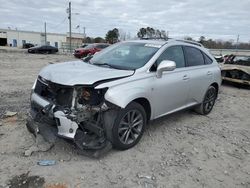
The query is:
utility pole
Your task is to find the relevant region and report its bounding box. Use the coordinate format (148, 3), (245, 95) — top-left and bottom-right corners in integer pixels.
(83, 27), (86, 38)
(68, 2), (72, 52)
(44, 22), (47, 45)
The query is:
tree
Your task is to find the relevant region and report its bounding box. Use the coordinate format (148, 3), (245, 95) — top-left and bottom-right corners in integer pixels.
(84, 37), (93, 43)
(137, 27), (167, 39)
(199, 36), (206, 44)
(94, 37), (105, 43)
(105, 28), (119, 44)
(184, 36), (193, 41)
(137, 28), (147, 38)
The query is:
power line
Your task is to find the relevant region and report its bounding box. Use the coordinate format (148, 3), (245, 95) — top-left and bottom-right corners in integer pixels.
(48, 17), (67, 29)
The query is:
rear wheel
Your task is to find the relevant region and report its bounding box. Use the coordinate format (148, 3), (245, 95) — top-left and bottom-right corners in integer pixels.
(111, 102), (146, 150)
(194, 85), (217, 115)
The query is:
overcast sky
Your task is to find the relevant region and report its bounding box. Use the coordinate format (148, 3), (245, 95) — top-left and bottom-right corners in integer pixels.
(0, 0), (249, 42)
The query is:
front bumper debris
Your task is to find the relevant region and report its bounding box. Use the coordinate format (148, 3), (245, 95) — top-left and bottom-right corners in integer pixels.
(27, 92), (112, 157)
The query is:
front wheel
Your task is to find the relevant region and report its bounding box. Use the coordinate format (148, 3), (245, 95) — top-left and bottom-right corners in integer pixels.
(111, 102), (146, 150)
(194, 85), (217, 115)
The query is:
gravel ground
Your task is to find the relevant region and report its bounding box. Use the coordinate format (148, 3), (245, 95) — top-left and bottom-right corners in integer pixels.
(0, 50), (249, 188)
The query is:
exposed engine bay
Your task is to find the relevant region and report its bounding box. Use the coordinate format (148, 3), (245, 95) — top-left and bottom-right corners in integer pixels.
(27, 75), (118, 153)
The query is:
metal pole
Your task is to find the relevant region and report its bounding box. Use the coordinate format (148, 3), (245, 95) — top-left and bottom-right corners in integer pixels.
(69, 1), (72, 52)
(83, 27), (86, 38)
(235, 34), (239, 54)
(83, 27), (86, 43)
(44, 22), (47, 45)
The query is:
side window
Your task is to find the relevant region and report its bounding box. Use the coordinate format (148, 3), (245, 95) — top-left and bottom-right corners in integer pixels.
(184, 46), (204, 66)
(156, 46), (185, 68)
(96, 45), (102, 49)
(203, 53), (213, 64)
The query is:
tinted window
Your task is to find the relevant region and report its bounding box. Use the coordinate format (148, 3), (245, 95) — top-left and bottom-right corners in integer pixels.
(157, 46), (185, 68)
(184, 46), (204, 66)
(97, 44), (108, 49)
(203, 53), (213, 64)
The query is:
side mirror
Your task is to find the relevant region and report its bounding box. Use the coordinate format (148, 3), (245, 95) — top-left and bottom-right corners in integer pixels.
(156, 60), (176, 78)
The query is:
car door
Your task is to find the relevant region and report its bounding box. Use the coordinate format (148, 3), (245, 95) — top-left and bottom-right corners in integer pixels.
(183, 46), (214, 104)
(39, 46), (47, 53)
(151, 45), (190, 118)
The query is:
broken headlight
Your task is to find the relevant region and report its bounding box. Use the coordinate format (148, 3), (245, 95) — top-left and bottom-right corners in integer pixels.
(77, 87), (108, 106)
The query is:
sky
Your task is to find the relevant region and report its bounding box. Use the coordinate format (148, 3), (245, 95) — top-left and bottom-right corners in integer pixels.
(0, 0), (249, 42)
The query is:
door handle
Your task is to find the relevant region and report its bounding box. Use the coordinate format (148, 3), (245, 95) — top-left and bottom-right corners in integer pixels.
(207, 71), (212, 76)
(183, 75), (189, 80)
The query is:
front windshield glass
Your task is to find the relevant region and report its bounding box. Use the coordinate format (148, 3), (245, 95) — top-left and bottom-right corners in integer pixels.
(89, 42), (160, 70)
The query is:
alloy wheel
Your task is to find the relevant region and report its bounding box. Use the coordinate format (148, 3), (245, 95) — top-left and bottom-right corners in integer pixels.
(203, 87), (216, 112)
(118, 109), (143, 145)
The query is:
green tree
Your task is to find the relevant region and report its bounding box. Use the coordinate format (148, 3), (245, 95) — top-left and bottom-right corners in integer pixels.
(94, 37), (105, 43)
(199, 36), (206, 44)
(137, 28), (147, 38)
(105, 28), (119, 44)
(184, 36), (193, 41)
(137, 27), (167, 39)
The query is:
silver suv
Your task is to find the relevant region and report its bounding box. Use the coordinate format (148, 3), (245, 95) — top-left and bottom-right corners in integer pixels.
(27, 39), (221, 151)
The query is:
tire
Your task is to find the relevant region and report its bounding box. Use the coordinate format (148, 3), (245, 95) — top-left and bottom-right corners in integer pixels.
(194, 85), (217, 115)
(111, 102), (147, 150)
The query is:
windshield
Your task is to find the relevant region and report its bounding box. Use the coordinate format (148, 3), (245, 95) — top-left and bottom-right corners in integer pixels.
(89, 42), (159, 70)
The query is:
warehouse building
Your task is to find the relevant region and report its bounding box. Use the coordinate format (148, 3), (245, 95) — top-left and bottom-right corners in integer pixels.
(0, 28), (84, 48)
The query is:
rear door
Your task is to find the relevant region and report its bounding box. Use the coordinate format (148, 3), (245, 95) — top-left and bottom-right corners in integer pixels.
(183, 46), (214, 104)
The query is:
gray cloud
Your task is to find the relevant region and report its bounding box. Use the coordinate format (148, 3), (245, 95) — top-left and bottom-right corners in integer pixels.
(0, 0), (249, 41)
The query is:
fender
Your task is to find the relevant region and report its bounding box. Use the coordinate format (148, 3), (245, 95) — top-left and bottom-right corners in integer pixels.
(104, 85), (152, 109)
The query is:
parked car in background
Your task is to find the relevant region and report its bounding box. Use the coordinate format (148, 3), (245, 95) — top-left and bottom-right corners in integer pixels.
(23, 43), (34, 49)
(80, 44), (88, 48)
(27, 39), (221, 151)
(73, 43), (110, 58)
(28, 45), (58, 54)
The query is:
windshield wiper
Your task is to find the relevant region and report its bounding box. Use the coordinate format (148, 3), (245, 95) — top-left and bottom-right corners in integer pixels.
(92, 63), (123, 70)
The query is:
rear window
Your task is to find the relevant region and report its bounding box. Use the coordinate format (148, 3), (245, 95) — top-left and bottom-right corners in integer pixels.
(184, 46), (204, 67)
(203, 53), (213, 64)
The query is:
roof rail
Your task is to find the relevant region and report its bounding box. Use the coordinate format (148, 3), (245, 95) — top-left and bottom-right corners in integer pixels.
(139, 37), (171, 41)
(175, 39), (203, 47)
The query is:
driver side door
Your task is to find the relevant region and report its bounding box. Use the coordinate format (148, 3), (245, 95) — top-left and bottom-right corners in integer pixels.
(152, 45), (190, 118)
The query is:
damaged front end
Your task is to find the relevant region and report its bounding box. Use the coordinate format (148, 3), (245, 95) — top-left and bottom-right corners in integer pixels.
(221, 55), (250, 86)
(27, 76), (116, 152)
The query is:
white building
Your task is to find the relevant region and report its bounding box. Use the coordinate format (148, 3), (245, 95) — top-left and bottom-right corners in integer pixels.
(0, 28), (85, 48)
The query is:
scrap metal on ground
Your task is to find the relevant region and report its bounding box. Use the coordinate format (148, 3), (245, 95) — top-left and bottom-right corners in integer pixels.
(220, 55), (250, 86)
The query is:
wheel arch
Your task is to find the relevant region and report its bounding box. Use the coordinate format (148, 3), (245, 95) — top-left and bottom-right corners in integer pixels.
(210, 82), (219, 98)
(132, 97), (151, 123)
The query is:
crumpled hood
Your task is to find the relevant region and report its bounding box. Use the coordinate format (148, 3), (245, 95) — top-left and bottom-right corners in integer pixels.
(39, 60), (134, 86)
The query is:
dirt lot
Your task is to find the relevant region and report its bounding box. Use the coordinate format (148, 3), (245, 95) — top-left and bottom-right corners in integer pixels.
(0, 50), (249, 188)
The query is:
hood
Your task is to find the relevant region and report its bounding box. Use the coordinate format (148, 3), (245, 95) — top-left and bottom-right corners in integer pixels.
(39, 60), (134, 86)
(75, 48), (85, 51)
